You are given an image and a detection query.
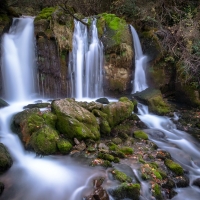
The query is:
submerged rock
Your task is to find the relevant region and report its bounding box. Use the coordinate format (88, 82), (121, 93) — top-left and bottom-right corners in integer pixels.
(0, 98), (9, 108)
(0, 143), (13, 173)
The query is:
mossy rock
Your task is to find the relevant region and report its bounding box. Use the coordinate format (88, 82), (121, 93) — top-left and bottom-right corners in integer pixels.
(30, 125), (59, 155)
(0, 98), (9, 108)
(111, 169), (132, 183)
(164, 159), (184, 176)
(0, 143), (13, 173)
(134, 130), (148, 140)
(92, 109), (111, 135)
(42, 112), (57, 128)
(98, 152), (115, 162)
(133, 87), (171, 115)
(110, 183), (140, 200)
(152, 183), (163, 200)
(34, 7), (56, 22)
(101, 98), (134, 128)
(120, 146), (134, 155)
(52, 98), (100, 141)
(23, 103), (50, 109)
(57, 138), (72, 154)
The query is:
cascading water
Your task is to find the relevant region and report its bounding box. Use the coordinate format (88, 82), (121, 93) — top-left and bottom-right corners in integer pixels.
(130, 25), (148, 93)
(0, 17), (109, 200)
(68, 19), (104, 99)
(130, 26), (200, 199)
(1, 18), (36, 102)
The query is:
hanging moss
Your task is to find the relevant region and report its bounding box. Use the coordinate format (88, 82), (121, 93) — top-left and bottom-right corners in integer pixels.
(35, 7), (56, 22)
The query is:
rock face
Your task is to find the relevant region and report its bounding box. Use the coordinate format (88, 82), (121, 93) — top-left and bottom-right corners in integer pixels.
(0, 143), (13, 173)
(98, 14), (134, 95)
(133, 87), (171, 115)
(52, 98), (100, 141)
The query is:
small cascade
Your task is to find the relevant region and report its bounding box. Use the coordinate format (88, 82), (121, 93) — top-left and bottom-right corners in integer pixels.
(68, 19), (104, 99)
(130, 25), (148, 93)
(1, 18), (36, 102)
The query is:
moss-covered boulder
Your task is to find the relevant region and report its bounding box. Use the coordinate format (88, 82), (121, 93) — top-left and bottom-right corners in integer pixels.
(97, 13), (134, 95)
(57, 138), (72, 154)
(101, 97), (134, 128)
(133, 87), (171, 115)
(30, 125), (59, 155)
(134, 130), (148, 140)
(0, 98), (9, 108)
(52, 98), (100, 141)
(164, 159), (184, 176)
(0, 143), (13, 173)
(109, 183), (140, 200)
(111, 169), (132, 183)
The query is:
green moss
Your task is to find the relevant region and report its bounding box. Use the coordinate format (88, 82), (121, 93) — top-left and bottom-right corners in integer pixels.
(112, 169), (132, 183)
(110, 150), (126, 158)
(120, 146), (133, 155)
(35, 7), (56, 22)
(30, 125), (59, 155)
(108, 142), (119, 151)
(57, 139), (72, 154)
(42, 112), (57, 128)
(134, 130), (148, 140)
(153, 170), (162, 180)
(112, 137), (122, 145)
(97, 13), (126, 44)
(164, 159), (184, 176)
(111, 183), (140, 200)
(27, 114), (45, 133)
(98, 152), (115, 162)
(153, 184), (163, 200)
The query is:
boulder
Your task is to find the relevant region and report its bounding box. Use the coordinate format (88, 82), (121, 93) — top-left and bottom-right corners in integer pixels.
(51, 98), (100, 141)
(101, 97), (134, 128)
(109, 183), (140, 200)
(0, 98), (9, 108)
(192, 178), (200, 188)
(133, 87), (171, 115)
(0, 143), (13, 173)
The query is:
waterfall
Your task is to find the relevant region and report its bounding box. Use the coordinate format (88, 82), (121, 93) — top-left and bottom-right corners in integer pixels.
(130, 25), (148, 93)
(131, 26), (200, 199)
(68, 19), (104, 99)
(1, 17), (36, 102)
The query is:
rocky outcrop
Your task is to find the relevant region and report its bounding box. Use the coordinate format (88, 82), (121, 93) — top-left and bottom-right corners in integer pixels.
(98, 13), (134, 95)
(133, 87), (171, 115)
(52, 98), (100, 141)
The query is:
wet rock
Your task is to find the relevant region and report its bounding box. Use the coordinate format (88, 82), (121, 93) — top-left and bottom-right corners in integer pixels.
(0, 182), (4, 196)
(52, 98), (100, 141)
(173, 176), (189, 187)
(156, 150), (171, 160)
(23, 102), (50, 109)
(73, 139), (86, 151)
(84, 177), (109, 200)
(0, 98), (9, 108)
(133, 88), (171, 115)
(192, 178), (200, 188)
(0, 143), (13, 173)
(109, 183), (140, 200)
(96, 98), (109, 104)
(164, 159), (184, 176)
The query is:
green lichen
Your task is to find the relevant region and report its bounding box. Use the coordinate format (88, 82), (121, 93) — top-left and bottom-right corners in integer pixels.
(164, 159), (184, 176)
(112, 169), (132, 183)
(134, 130), (148, 140)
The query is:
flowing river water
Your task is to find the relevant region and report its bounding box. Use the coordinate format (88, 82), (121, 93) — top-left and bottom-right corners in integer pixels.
(0, 17), (200, 200)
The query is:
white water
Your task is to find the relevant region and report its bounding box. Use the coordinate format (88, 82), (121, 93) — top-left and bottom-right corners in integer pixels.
(1, 18), (36, 102)
(0, 18), (109, 200)
(68, 19), (104, 99)
(130, 26), (200, 199)
(130, 25), (148, 93)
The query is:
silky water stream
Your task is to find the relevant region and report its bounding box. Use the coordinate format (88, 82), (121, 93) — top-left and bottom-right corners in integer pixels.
(130, 25), (200, 199)
(0, 18), (111, 200)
